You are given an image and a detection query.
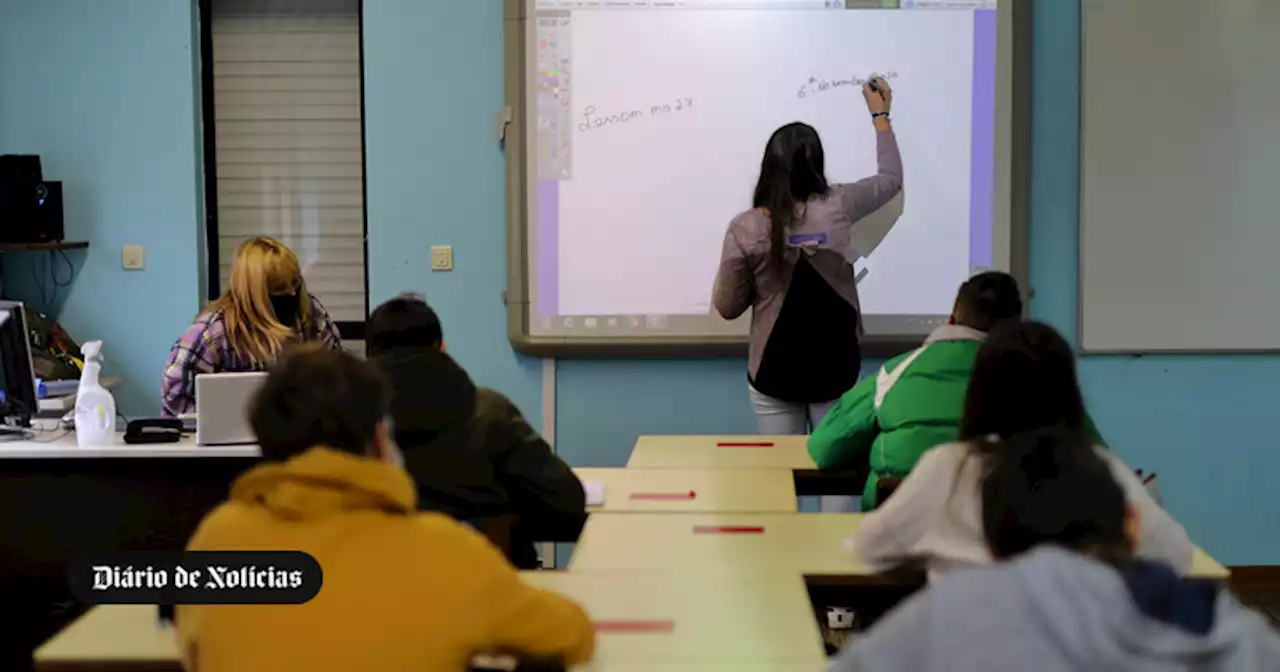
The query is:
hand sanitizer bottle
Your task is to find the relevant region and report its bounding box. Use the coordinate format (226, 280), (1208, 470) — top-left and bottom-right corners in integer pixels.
(75, 340), (116, 446)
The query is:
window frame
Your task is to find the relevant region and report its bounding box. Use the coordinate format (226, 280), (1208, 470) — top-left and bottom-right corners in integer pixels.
(196, 0), (369, 341)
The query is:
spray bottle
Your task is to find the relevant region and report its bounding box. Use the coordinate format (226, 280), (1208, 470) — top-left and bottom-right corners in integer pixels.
(74, 340), (116, 446)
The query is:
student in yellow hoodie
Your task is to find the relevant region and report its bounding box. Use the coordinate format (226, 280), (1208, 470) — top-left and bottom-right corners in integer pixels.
(177, 345), (596, 672)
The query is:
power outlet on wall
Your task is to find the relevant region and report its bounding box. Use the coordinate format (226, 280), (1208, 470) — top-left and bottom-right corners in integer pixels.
(430, 245), (453, 271)
(121, 245), (145, 270)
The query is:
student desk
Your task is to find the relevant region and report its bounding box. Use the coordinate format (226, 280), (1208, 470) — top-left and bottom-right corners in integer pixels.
(569, 513), (873, 581)
(627, 435), (815, 469)
(569, 512), (1233, 582)
(626, 435), (866, 498)
(33, 605), (177, 671)
(1190, 550), (1232, 580)
(573, 468), (797, 513)
(36, 597), (825, 672)
(521, 570), (827, 668)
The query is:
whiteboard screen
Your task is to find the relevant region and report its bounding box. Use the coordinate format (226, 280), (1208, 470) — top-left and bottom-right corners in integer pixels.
(1081, 0), (1280, 352)
(511, 0), (1016, 350)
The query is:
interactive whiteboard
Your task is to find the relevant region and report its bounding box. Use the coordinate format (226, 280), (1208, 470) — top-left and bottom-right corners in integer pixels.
(503, 0), (1029, 356)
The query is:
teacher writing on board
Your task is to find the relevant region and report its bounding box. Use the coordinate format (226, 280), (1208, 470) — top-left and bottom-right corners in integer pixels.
(713, 76), (902, 438)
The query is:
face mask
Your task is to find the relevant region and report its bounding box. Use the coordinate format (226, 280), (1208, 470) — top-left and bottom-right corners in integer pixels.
(270, 293), (302, 327)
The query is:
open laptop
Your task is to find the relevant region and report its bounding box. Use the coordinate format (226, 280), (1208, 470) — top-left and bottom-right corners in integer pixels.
(195, 372), (267, 446)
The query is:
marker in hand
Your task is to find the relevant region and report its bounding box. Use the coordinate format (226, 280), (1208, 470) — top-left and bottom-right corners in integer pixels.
(864, 74), (892, 122)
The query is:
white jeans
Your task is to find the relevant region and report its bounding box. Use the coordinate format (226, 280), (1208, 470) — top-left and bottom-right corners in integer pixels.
(747, 384), (855, 513)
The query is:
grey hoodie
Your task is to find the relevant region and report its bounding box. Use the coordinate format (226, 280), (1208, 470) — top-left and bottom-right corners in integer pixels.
(832, 546), (1280, 672)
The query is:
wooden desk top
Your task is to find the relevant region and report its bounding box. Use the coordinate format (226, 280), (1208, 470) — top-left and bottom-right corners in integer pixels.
(0, 433), (259, 459)
(570, 513), (868, 576)
(473, 659), (824, 671)
(1189, 549), (1231, 580)
(39, 578), (826, 671)
(33, 604), (178, 670)
(626, 435), (816, 470)
(570, 512), (1232, 581)
(472, 656), (825, 671)
(574, 468), (797, 513)
(521, 570), (826, 667)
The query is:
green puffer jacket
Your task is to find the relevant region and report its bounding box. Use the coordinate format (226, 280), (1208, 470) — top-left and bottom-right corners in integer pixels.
(808, 325), (1104, 509)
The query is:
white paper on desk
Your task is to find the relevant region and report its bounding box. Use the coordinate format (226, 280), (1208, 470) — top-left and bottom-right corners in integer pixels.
(848, 191), (905, 260)
(584, 481), (606, 506)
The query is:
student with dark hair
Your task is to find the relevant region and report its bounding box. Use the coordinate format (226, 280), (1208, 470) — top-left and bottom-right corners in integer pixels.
(808, 271), (1028, 510)
(177, 345), (595, 671)
(834, 429), (1280, 672)
(713, 77), (902, 441)
(851, 320), (1192, 578)
(366, 294), (586, 569)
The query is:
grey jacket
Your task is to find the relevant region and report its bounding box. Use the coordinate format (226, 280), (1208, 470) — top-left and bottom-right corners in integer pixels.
(712, 129), (903, 379)
(832, 546), (1280, 672)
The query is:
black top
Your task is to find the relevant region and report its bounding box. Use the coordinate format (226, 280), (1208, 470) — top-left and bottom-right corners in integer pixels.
(749, 256), (861, 404)
(371, 347), (587, 569)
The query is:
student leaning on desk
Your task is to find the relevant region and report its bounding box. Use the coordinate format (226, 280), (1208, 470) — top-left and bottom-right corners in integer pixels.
(178, 345), (595, 672)
(366, 294), (587, 570)
(833, 429), (1280, 672)
(849, 321), (1193, 580)
(160, 236), (342, 417)
(807, 271), (1027, 510)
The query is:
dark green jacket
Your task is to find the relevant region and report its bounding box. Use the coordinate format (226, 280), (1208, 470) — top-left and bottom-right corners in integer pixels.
(808, 325), (1102, 509)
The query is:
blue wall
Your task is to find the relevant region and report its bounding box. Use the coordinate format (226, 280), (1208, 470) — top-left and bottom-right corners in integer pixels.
(362, 0), (542, 418)
(0, 0), (204, 418)
(0, 0), (1273, 563)
(1029, 0), (1275, 564)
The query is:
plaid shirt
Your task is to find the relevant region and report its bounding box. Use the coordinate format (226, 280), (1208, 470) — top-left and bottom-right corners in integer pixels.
(161, 294), (342, 416)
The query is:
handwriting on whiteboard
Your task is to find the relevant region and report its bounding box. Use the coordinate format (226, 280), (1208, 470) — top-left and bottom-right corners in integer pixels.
(797, 72), (898, 99)
(577, 98), (695, 132)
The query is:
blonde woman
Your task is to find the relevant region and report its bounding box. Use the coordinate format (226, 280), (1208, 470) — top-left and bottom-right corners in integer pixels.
(161, 237), (341, 416)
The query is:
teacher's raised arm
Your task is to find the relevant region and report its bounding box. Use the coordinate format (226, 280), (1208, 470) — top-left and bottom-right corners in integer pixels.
(835, 76), (904, 222)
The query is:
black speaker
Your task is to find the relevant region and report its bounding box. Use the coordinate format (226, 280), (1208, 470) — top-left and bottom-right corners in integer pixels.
(0, 155), (41, 182)
(0, 180), (64, 244)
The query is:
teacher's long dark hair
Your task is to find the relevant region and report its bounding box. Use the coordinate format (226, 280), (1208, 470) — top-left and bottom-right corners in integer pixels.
(752, 122), (831, 268)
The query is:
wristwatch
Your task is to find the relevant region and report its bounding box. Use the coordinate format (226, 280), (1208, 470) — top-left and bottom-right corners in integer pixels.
(871, 111), (890, 120)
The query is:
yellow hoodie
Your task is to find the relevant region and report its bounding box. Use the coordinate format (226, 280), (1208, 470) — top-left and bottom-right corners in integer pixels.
(177, 447), (596, 672)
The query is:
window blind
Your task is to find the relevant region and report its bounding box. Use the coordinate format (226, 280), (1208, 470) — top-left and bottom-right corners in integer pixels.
(210, 0), (365, 323)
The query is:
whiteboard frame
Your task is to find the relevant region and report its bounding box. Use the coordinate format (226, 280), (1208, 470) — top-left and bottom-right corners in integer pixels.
(503, 0), (1031, 357)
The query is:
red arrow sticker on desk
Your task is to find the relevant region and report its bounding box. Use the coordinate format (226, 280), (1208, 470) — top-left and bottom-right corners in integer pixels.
(692, 525), (765, 534)
(630, 491), (697, 501)
(717, 441), (774, 447)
